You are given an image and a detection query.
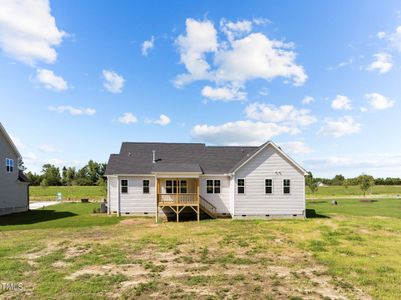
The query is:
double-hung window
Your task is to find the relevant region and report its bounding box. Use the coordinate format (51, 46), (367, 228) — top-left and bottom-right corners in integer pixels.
(6, 158), (14, 173)
(206, 180), (220, 194)
(283, 179), (291, 194)
(121, 180), (128, 193)
(265, 179), (273, 194)
(143, 180), (150, 194)
(166, 180), (177, 194)
(180, 180), (187, 194)
(237, 179), (245, 194)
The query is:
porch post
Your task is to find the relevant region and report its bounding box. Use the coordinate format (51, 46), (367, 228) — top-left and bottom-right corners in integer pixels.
(117, 176), (121, 216)
(197, 179), (200, 222)
(107, 176), (111, 215)
(155, 177), (158, 223)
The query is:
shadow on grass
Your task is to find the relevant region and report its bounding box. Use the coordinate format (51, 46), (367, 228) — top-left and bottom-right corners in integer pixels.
(306, 209), (330, 219)
(0, 209), (77, 226)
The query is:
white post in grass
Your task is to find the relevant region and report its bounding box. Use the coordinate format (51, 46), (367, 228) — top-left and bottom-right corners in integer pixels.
(107, 176), (111, 215)
(117, 176), (121, 216)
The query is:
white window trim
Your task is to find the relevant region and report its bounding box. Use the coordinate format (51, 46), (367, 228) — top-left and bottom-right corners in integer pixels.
(237, 178), (245, 195)
(121, 179), (128, 194)
(283, 179), (291, 195)
(265, 178), (273, 195)
(143, 179), (150, 194)
(206, 179), (221, 194)
(6, 158), (14, 173)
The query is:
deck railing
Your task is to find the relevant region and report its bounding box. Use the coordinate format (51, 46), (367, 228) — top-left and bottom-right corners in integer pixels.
(157, 193), (198, 204)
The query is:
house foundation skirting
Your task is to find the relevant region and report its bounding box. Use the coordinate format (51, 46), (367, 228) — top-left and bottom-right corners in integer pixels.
(0, 206), (28, 216)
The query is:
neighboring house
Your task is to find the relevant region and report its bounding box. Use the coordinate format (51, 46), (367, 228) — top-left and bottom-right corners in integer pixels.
(105, 141), (307, 221)
(0, 123), (29, 216)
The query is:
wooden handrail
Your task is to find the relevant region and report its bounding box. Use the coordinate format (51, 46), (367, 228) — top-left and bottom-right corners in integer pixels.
(158, 193), (198, 204)
(199, 195), (217, 217)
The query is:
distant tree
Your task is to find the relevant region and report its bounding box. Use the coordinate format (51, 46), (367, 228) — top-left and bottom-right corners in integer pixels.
(358, 174), (374, 196)
(343, 179), (350, 189)
(26, 172), (42, 186)
(306, 172), (319, 194)
(40, 178), (49, 187)
(41, 164), (62, 186)
(65, 167), (76, 185)
(332, 174), (345, 186)
(18, 157), (26, 171)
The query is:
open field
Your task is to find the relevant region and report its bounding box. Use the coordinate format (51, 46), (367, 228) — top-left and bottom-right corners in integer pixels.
(30, 186), (105, 201)
(1, 200), (401, 299)
(30, 185), (401, 202)
(306, 185), (401, 198)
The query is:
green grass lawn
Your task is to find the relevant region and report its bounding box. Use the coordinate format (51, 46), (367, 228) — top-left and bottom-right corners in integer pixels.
(30, 186), (105, 201)
(0, 203), (120, 231)
(1, 201), (401, 299)
(306, 184), (401, 197)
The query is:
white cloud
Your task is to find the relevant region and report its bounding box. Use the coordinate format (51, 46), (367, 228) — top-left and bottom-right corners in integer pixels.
(48, 105), (96, 116)
(214, 32), (307, 86)
(318, 116), (361, 138)
(328, 57), (354, 71)
(141, 36), (154, 56)
(245, 102), (317, 127)
(23, 152), (38, 162)
(35, 68), (68, 91)
(302, 96), (314, 105)
(220, 19), (252, 42)
(304, 153), (401, 177)
(385, 26), (401, 52)
(0, 0), (66, 65)
(174, 18), (307, 97)
(279, 141), (313, 154)
(367, 53), (392, 74)
(377, 32), (386, 39)
(39, 144), (59, 153)
(366, 92), (395, 110)
(175, 18), (218, 86)
(9, 135), (25, 150)
(331, 95), (352, 111)
(360, 107), (368, 113)
(201, 85), (246, 102)
(145, 114), (171, 126)
(118, 112), (138, 125)
(102, 70), (125, 93)
(154, 114), (171, 126)
(192, 120), (292, 146)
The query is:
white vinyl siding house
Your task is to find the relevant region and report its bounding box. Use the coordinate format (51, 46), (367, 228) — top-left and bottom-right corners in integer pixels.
(234, 145), (305, 217)
(109, 176), (156, 215)
(106, 141), (307, 220)
(0, 123), (29, 216)
(200, 175), (231, 215)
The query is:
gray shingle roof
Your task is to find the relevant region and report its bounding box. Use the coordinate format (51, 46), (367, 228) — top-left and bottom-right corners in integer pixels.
(105, 142), (259, 175)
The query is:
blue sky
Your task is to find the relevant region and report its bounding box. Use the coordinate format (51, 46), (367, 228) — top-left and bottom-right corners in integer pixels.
(1, 0), (401, 177)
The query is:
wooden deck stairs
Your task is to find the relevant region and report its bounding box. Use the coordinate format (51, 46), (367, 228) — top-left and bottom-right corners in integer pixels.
(199, 196), (217, 219)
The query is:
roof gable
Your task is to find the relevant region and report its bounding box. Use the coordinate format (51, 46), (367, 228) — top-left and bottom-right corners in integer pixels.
(0, 122), (21, 158)
(230, 141), (308, 175)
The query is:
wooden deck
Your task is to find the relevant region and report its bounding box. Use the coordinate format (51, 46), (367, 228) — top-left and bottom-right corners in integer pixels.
(155, 178), (217, 222)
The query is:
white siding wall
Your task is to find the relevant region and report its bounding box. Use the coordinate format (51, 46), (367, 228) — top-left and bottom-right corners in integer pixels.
(108, 176), (156, 214)
(200, 175), (230, 215)
(234, 145), (305, 216)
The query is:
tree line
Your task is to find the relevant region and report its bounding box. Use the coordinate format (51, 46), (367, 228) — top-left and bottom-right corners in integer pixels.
(306, 173), (376, 196)
(26, 160), (106, 186)
(313, 174), (401, 186)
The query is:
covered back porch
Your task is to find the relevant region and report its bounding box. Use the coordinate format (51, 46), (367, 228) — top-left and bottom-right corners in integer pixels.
(155, 177), (216, 222)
